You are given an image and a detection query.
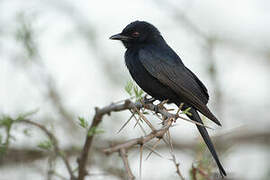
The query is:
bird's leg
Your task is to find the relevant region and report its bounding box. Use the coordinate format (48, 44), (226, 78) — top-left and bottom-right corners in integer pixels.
(153, 105), (159, 114)
(143, 95), (156, 104)
(157, 99), (168, 109)
(153, 99), (169, 114)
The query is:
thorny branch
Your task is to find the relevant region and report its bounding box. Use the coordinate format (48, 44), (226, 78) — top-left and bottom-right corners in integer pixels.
(77, 99), (133, 180)
(103, 118), (174, 154)
(5, 95), (270, 180)
(77, 98), (200, 180)
(4, 99), (270, 180)
(2, 97), (211, 180)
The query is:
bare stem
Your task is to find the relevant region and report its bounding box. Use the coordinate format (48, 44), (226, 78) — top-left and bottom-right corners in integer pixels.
(119, 148), (135, 180)
(16, 119), (75, 180)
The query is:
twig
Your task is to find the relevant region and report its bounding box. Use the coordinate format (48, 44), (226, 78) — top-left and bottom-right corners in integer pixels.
(191, 165), (197, 180)
(145, 138), (161, 160)
(137, 121), (147, 136)
(175, 114), (213, 130)
(142, 102), (213, 130)
(16, 119), (75, 180)
(197, 167), (211, 180)
(158, 99), (169, 107)
(167, 130), (185, 180)
(171, 154), (185, 180)
(133, 106), (156, 131)
(133, 110), (141, 128)
(78, 99), (134, 180)
(139, 145), (143, 180)
(117, 112), (135, 134)
(191, 165), (211, 180)
(119, 148), (135, 180)
(144, 145), (163, 159)
(104, 118), (174, 154)
(47, 154), (56, 180)
(176, 103), (184, 115)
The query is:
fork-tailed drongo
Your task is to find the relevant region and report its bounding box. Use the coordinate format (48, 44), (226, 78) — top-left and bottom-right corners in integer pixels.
(110, 21), (226, 177)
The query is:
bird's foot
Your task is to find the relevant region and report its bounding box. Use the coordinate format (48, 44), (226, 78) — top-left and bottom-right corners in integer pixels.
(153, 105), (159, 114)
(157, 99), (168, 110)
(143, 95), (156, 104)
(153, 99), (168, 114)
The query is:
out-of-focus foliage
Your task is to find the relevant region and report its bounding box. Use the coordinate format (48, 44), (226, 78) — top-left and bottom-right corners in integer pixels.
(1, 0), (270, 179)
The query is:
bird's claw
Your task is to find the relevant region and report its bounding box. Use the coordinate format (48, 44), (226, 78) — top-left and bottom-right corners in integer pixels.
(143, 96), (156, 104)
(153, 105), (159, 114)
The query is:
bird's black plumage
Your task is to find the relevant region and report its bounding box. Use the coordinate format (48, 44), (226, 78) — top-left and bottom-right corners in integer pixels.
(110, 21), (226, 177)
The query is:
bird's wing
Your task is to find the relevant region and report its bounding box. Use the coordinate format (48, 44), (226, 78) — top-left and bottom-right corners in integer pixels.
(184, 67), (209, 101)
(139, 47), (220, 125)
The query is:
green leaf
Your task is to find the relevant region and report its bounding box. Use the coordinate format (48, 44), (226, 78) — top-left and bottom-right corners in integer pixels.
(138, 89), (143, 97)
(0, 145), (7, 157)
(125, 81), (133, 96)
(0, 135), (5, 157)
(59, 150), (65, 157)
(0, 116), (13, 129)
(23, 128), (31, 137)
(133, 85), (144, 101)
(182, 107), (192, 116)
(87, 126), (104, 137)
(16, 109), (39, 121)
(78, 117), (89, 129)
(37, 140), (53, 150)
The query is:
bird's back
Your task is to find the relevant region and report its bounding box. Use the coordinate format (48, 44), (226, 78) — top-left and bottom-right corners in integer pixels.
(134, 43), (209, 105)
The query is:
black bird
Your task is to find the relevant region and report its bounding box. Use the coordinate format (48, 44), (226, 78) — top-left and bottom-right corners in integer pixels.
(110, 21), (226, 177)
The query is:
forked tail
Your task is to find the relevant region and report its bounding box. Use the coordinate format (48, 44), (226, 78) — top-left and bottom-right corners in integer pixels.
(187, 108), (227, 177)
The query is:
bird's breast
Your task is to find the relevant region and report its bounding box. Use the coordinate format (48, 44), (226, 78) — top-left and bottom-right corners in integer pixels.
(125, 49), (152, 87)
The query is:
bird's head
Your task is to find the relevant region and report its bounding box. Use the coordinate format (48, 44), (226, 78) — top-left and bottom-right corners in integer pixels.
(110, 21), (161, 48)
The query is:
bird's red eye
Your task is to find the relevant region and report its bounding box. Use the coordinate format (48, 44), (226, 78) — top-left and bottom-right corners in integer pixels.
(132, 31), (140, 37)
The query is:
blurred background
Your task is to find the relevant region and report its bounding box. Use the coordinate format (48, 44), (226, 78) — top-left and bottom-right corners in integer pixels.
(1, 0), (270, 179)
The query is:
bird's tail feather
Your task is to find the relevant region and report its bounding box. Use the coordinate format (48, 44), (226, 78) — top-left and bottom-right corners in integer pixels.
(188, 108), (227, 177)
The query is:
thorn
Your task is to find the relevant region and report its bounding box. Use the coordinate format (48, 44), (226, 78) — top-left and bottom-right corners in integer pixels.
(145, 138), (161, 160)
(159, 99), (169, 106)
(137, 121), (147, 135)
(133, 106), (155, 131)
(166, 130), (174, 152)
(133, 113), (141, 128)
(176, 103), (184, 115)
(117, 113), (134, 134)
(161, 137), (169, 146)
(144, 145), (163, 159)
(139, 144), (143, 180)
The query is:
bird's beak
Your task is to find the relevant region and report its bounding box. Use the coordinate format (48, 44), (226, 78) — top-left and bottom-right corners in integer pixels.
(110, 33), (131, 41)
